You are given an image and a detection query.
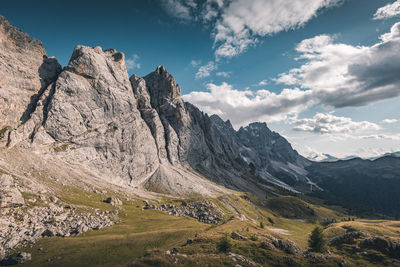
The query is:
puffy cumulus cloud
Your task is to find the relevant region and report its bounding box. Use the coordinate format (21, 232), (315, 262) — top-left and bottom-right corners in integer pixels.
(184, 23), (400, 128)
(275, 22), (400, 109)
(213, 0), (342, 58)
(126, 54), (141, 71)
(374, 0), (400, 20)
(382, 118), (398, 124)
(291, 113), (380, 134)
(182, 82), (315, 127)
(216, 71), (231, 77)
(195, 61), (218, 79)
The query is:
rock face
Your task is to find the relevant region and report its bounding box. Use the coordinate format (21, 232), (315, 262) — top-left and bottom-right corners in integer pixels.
(1, 14), (311, 196)
(0, 15), (61, 145)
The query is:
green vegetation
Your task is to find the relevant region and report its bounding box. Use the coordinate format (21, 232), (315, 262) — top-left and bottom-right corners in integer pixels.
(6, 181), (400, 267)
(53, 144), (69, 153)
(0, 125), (11, 139)
(308, 226), (328, 252)
(217, 234), (232, 253)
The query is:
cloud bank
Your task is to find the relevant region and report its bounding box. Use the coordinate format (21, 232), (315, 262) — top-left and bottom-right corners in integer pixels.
(183, 22), (400, 127)
(291, 113), (380, 134)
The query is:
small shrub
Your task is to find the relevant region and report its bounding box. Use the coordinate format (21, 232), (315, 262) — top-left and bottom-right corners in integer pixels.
(260, 221), (265, 229)
(217, 234), (232, 253)
(0, 126), (11, 139)
(250, 234), (258, 241)
(54, 144), (69, 152)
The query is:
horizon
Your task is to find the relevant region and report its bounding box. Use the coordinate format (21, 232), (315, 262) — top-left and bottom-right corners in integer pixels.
(1, 0), (400, 159)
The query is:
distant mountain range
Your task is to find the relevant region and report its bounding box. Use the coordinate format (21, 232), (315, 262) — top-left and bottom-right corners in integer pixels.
(305, 151), (400, 162)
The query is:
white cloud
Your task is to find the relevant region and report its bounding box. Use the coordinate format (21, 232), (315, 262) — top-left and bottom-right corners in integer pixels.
(213, 0), (342, 58)
(275, 22), (400, 109)
(195, 61), (218, 79)
(382, 118), (398, 124)
(361, 133), (400, 140)
(373, 0), (400, 20)
(190, 60), (201, 67)
(216, 71), (231, 77)
(184, 22), (400, 127)
(183, 82), (315, 127)
(126, 54), (141, 71)
(291, 113), (380, 134)
(161, 0), (342, 59)
(258, 79), (268, 86)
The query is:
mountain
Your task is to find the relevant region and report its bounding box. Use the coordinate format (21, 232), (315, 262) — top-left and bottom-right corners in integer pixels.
(1, 15), (400, 267)
(0, 15), (312, 198)
(306, 156), (400, 218)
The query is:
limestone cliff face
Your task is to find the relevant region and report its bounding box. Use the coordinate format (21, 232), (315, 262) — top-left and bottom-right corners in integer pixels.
(1, 15), (311, 196)
(0, 16), (61, 140)
(42, 46), (160, 185)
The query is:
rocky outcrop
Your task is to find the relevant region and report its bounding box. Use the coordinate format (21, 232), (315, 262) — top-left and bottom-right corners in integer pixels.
(0, 16), (61, 145)
(330, 231), (370, 245)
(143, 200), (224, 224)
(0, 203), (115, 256)
(361, 236), (400, 258)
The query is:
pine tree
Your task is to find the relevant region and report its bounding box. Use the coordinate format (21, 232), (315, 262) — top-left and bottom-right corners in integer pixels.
(308, 226), (328, 252)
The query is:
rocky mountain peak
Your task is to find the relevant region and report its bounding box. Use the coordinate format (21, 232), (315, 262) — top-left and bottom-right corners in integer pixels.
(144, 66), (183, 110)
(0, 15), (60, 142)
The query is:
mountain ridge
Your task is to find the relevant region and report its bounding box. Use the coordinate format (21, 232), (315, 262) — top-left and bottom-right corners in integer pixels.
(0, 14), (312, 198)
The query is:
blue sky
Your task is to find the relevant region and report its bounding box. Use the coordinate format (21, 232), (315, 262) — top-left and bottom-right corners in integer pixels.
(1, 0), (400, 159)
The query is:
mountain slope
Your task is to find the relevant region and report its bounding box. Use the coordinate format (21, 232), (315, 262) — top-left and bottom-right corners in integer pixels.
(306, 156), (400, 218)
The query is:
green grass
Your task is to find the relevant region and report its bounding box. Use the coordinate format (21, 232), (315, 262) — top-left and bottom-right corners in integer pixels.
(7, 182), (400, 267)
(23, 204), (209, 267)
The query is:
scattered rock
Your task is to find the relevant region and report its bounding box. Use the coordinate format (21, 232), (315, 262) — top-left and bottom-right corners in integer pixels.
(330, 231), (370, 245)
(231, 231), (248, 241)
(103, 197), (122, 206)
(144, 201), (224, 224)
(272, 238), (302, 255)
(361, 236), (400, 258)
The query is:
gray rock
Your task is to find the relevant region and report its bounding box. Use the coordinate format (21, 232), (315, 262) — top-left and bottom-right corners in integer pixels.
(103, 197), (122, 206)
(0, 16), (61, 146)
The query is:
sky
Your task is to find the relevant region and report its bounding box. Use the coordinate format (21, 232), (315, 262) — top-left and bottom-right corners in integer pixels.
(1, 0), (400, 159)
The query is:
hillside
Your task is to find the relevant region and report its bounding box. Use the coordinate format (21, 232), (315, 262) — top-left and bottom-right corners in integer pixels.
(306, 156), (400, 218)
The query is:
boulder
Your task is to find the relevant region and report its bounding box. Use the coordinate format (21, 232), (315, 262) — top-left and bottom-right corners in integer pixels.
(103, 197), (122, 206)
(0, 187), (25, 208)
